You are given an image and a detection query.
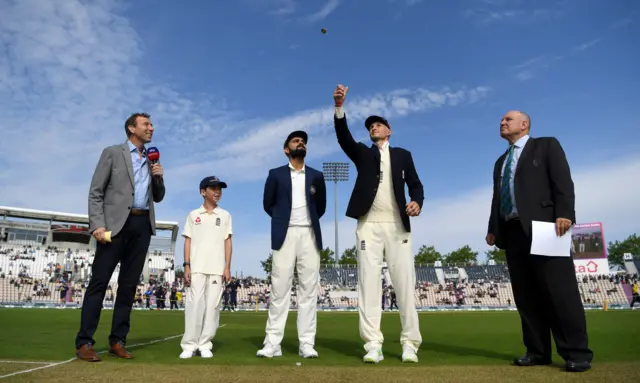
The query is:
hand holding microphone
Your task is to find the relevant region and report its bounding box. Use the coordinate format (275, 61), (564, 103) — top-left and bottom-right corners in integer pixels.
(147, 147), (163, 179)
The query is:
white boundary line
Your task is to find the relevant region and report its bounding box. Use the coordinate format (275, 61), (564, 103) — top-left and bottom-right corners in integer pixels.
(0, 324), (227, 380)
(0, 361), (53, 365)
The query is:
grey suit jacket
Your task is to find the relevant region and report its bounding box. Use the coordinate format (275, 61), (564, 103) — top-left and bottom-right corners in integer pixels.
(88, 141), (166, 237)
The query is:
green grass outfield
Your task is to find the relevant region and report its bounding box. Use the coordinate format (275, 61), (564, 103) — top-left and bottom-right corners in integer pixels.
(0, 309), (638, 382)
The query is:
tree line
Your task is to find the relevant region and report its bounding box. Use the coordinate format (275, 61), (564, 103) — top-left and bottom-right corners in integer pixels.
(260, 233), (640, 276)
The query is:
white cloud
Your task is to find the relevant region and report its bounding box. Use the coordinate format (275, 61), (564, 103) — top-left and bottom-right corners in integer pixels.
(265, 0), (297, 16)
(163, 85), (492, 193)
(508, 36), (602, 81)
(572, 38), (601, 52)
(0, 0), (235, 213)
(303, 0), (341, 23)
(237, 155), (640, 277)
(516, 70), (533, 81)
(463, 5), (564, 26)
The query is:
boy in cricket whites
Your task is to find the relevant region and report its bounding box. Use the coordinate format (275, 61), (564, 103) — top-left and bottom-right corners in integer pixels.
(179, 176), (233, 359)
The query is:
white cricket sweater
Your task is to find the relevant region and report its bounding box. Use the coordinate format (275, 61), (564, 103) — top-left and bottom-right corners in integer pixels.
(363, 141), (401, 223)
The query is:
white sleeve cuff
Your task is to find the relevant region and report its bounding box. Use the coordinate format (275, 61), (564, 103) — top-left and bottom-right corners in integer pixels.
(334, 106), (345, 119)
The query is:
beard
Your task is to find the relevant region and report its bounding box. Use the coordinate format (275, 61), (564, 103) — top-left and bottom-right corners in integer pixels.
(289, 148), (306, 159)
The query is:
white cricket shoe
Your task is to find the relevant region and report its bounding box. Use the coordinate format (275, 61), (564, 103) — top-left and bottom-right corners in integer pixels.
(363, 348), (384, 363)
(179, 350), (194, 359)
(401, 345), (418, 363)
(256, 343), (282, 358)
(299, 344), (319, 358)
(200, 349), (213, 358)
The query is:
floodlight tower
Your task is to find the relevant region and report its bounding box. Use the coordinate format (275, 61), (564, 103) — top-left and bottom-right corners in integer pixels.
(322, 161), (350, 264)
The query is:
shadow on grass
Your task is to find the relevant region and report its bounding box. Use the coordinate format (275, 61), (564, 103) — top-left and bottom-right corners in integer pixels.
(315, 337), (364, 360)
(420, 341), (514, 362)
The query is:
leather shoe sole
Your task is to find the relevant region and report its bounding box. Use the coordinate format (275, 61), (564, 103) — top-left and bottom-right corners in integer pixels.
(76, 354), (101, 362)
(108, 350), (133, 359)
(513, 357), (552, 366)
(565, 361), (591, 372)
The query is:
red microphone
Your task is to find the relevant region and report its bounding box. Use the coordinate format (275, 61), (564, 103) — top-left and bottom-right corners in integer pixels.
(147, 147), (160, 164)
(147, 147), (161, 181)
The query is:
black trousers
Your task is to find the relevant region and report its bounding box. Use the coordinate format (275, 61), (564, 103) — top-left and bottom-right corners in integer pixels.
(75, 214), (151, 348)
(503, 219), (593, 363)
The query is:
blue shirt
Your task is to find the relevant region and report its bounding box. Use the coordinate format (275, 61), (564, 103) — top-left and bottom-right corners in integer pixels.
(500, 134), (530, 220)
(127, 140), (150, 210)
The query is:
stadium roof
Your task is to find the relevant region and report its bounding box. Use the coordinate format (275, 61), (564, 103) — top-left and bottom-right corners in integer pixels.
(0, 205), (179, 231)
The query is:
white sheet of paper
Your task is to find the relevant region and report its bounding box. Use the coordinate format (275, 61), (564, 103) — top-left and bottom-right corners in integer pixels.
(530, 220), (572, 257)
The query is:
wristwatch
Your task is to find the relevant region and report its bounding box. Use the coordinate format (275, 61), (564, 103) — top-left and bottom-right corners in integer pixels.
(183, 262), (190, 267)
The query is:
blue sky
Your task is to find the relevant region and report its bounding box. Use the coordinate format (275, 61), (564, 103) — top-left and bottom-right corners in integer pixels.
(0, 0), (638, 277)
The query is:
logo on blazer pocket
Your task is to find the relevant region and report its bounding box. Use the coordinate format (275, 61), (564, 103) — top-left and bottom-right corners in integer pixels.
(310, 185), (316, 195)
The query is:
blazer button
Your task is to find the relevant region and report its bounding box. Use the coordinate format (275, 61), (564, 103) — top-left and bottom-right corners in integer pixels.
(128, 206), (131, 209)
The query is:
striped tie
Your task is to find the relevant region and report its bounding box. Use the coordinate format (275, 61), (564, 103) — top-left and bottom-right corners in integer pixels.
(500, 145), (515, 217)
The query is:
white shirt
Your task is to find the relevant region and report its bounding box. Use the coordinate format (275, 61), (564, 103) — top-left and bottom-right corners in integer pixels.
(182, 205), (232, 275)
(288, 162), (312, 226)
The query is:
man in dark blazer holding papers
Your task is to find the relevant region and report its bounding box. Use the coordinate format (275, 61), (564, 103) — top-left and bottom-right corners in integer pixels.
(486, 110), (592, 373)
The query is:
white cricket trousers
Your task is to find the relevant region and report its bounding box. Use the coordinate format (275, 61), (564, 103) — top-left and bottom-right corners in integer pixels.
(180, 273), (224, 352)
(263, 226), (320, 347)
(356, 220), (422, 352)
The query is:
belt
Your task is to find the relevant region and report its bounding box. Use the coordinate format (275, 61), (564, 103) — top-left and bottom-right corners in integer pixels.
(130, 209), (149, 216)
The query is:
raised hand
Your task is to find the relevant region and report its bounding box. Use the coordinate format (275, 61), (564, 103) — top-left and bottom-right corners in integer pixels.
(334, 84), (349, 107)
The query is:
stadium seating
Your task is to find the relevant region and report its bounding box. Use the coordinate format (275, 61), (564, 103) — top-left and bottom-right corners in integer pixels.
(0, 242), (637, 309)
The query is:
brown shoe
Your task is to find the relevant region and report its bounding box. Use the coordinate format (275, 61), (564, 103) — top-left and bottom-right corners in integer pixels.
(76, 344), (101, 362)
(108, 342), (133, 359)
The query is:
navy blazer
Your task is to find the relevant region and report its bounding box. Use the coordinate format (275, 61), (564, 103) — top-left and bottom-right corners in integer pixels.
(263, 164), (327, 251)
(334, 113), (424, 233)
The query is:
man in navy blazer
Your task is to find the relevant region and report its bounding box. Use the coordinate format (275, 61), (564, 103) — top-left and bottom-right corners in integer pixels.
(257, 130), (327, 359)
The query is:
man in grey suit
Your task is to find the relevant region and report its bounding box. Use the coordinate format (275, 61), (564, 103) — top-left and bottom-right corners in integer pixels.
(75, 112), (165, 362)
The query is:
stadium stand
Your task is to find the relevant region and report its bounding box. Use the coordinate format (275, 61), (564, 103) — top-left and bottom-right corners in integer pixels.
(1, 206), (637, 311)
(2, 238), (636, 310)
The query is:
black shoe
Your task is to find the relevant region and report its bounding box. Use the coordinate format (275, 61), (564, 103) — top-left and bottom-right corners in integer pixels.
(565, 360), (591, 372)
(513, 355), (552, 366)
